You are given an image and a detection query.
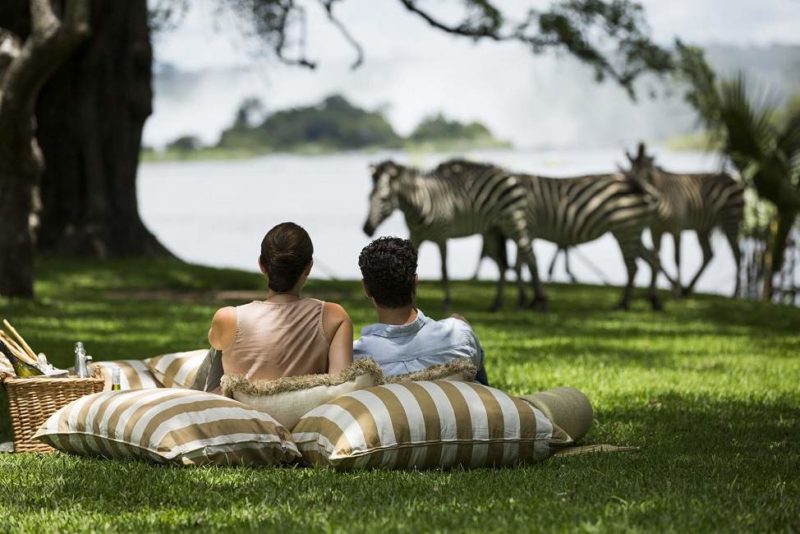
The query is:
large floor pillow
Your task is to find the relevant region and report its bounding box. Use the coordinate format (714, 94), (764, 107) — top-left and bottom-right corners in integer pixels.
(90, 360), (161, 390)
(384, 358), (477, 384)
(519, 387), (593, 442)
(292, 381), (554, 470)
(34, 388), (300, 466)
(222, 358), (385, 429)
(146, 349), (209, 389)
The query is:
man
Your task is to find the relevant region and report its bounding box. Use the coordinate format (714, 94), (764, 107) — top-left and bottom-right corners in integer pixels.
(354, 236), (489, 385)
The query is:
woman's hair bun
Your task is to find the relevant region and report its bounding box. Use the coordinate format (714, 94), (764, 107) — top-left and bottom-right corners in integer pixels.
(260, 223), (313, 292)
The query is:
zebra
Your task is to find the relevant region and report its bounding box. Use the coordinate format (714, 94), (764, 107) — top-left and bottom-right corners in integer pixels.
(626, 143), (745, 297)
(469, 166), (662, 310)
(500, 166), (663, 310)
(362, 159), (544, 312)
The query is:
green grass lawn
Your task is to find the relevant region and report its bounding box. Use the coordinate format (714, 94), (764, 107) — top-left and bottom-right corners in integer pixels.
(1, 257), (798, 532)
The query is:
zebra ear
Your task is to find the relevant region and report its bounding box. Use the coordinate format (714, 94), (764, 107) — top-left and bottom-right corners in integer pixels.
(368, 163), (377, 174)
(625, 151), (635, 164)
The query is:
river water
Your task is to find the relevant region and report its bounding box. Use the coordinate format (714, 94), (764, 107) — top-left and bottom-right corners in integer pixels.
(139, 147), (751, 296)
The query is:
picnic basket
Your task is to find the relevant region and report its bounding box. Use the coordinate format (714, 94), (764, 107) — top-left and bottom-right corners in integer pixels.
(4, 371), (104, 453)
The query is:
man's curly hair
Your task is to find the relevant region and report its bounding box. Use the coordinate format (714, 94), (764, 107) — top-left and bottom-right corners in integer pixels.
(359, 237), (418, 308)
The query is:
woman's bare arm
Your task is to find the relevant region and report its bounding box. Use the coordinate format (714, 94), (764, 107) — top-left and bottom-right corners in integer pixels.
(208, 306), (237, 351)
(322, 302), (353, 374)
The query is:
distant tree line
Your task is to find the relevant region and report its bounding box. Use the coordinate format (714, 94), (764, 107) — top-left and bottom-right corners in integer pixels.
(216, 94), (506, 151)
(164, 94), (508, 153)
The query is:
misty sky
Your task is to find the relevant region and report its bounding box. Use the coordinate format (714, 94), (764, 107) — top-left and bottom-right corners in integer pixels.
(144, 0), (800, 148)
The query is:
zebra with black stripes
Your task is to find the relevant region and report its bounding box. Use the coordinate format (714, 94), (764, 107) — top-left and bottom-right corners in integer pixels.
(626, 143), (745, 297)
(362, 159), (541, 312)
(505, 166), (664, 310)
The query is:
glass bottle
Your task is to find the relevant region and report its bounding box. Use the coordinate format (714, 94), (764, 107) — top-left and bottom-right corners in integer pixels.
(74, 342), (86, 378)
(111, 368), (121, 391)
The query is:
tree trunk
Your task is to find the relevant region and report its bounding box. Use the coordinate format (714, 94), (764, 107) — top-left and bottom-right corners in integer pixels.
(0, 0), (91, 298)
(1, 0), (170, 258)
(763, 209), (797, 300)
(0, 172), (36, 298)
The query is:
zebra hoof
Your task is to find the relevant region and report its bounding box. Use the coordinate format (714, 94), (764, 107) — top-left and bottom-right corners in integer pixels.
(488, 302), (502, 313)
(615, 301), (631, 311)
(650, 297), (664, 311)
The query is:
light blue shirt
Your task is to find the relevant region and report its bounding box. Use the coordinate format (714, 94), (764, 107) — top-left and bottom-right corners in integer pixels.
(353, 309), (484, 377)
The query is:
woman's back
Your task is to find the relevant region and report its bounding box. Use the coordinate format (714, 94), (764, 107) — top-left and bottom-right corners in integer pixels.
(224, 298), (330, 380)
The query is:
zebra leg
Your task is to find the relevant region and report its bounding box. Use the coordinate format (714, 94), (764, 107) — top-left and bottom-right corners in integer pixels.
(724, 228), (742, 298)
(672, 232), (684, 298)
(513, 248), (528, 308)
(613, 234), (639, 311)
(471, 238), (487, 281)
(483, 230), (508, 312)
(520, 243), (548, 312)
(641, 245), (664, 311)
(683, 230), (714, 297)
(564, 248), (577, 284)
(504, 213), (547, 312)
(547, 248), (559, 281)
(437, 241), (452, 313)
(653, 230), (677, 288)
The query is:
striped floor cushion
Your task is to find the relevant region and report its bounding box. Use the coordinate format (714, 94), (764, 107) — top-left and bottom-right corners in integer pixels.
(34, 388), (300, 466)
(146, 349), (208, 389)
(91, 360), (161, 390)
(292, 381), (554, 470)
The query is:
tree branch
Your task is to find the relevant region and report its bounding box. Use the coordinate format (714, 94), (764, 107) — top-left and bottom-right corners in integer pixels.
(29, 0), (58, 36)
(319, 0), (363, 70)
(397, 0), (503, 40)
(1, 0), (90, 124)
(397, 0), (672, 97)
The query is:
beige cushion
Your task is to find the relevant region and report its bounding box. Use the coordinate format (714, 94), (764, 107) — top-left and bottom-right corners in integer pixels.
(90, 360), (161, 390)
(222, 358), (384, 430)
(146, 349), (208, 389)
(385, 358), (477, 383)
(519, 387), (593, 442)
(34, 388), (300, 466)
(0, 353), (13, 377)
(292, 381), (555, 470)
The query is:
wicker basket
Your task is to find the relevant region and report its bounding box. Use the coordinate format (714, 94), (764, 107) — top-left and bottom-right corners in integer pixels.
(3, 372), (104, 453)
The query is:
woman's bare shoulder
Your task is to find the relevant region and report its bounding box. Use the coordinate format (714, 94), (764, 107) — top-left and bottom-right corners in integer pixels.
(212, 306), (237, 327)
(322, 301), (351, 330)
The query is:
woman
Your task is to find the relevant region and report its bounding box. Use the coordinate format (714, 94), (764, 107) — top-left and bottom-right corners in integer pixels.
(208, 222), (353, 379)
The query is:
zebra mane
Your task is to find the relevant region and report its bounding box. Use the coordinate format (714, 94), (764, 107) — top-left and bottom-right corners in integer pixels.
(428, 159), (497, 179)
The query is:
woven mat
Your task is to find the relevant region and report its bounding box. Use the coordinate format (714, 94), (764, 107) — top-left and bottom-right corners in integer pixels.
(554, 444), (640, 457)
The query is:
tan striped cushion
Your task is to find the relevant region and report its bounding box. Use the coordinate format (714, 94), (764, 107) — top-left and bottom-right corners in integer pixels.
(146, 349), (208, 389)
(34, 388), (300, 466)
(292, 381), (554, 470)
(90, 360), (161, 390)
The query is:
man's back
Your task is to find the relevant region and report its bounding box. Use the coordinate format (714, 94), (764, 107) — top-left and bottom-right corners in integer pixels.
(354, 309), (487, 384)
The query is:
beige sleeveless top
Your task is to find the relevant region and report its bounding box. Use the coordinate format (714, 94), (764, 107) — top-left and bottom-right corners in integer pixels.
(223, 298), (330, 380)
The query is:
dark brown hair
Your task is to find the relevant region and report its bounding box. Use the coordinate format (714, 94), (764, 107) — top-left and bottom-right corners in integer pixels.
(260, 222), (313, 292)
(358, 237), (417, 308)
